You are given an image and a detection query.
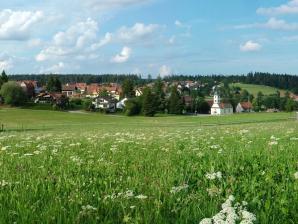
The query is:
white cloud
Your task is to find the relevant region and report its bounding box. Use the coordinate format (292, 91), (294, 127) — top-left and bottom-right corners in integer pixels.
(117, 23), (159, 42)
(240, 41), (262, 52)
(111, 46), (132, 63)
(39, 62), (66, 74)
(27, 38), (43, 47)
(91, 32), (112, 50)
(235, 17), (298, 31)
(0, 53), (14, 71)
(84, 0), (150, 11)
(159, 65), (171, 77)
(36, 18), (99, 62)
(257, 0), (298, 16)
(0, 9), (44, 40)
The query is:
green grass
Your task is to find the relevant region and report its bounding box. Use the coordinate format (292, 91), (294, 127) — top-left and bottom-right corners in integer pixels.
(0, 108), (297, 223)
(230, 83), (287, 96)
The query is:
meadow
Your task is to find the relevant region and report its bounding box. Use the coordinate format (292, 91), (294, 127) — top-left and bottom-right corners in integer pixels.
(229, 83), (287, 96)
(0, 108), (297, 223)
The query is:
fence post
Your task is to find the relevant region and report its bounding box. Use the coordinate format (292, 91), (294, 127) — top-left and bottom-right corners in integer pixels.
(1, 124), (3, 132)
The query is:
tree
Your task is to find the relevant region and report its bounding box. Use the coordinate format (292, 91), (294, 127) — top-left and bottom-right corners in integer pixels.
(0, 81), (27, 106)
(0, 70), (9, 89)
(46, 76), (62, 92)
(153, 76), (165, 112)
(124, 98), (141, 116)
(122, 79), (135, 98)
(142, 88), (157, 117)
(168, 86), (184, 115)
(252, 91), (264, 112)
(285, 98), (296, 112)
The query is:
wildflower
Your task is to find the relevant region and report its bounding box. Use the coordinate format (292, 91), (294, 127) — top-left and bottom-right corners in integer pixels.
(294, 172), (298, 180)
(170, 184), (189, 194)
(199, 195), (256, 224)
(205, 171), (222, 180)
(199, 218), (212, 224)
(0, 180), (10, 187)
(135, 194), (148, 199)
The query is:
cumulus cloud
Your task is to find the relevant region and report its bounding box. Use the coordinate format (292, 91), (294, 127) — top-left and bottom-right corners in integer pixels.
(116, 23), (160, 42)
(159, 65), (171, 77)
(0, 53), (14, 71)
(84, 0), (150, 11)
(111, 46), (132, 63)
(240, 41), (262, 52)
(91, 32), (112, 50)
(36, 18), (99, 62)
(0, 9), (44, 40)
(235, 17), (298, 31)
(257, 0), (298, 16)
(39, 62), (66, 74)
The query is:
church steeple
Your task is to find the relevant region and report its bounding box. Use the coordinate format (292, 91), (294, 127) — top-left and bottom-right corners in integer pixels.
(213, 86), (220, 105)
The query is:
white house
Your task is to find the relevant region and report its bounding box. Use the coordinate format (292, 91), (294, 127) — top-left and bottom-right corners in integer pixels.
(236, 102), (253, 113)
(117, 98), (128, 110)
(92, 96), (117, 112)
(211, 86), (233, 115)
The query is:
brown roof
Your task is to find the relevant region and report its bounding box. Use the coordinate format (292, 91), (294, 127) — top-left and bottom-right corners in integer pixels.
(87, 84), (101, 94)
(62, 84), (76, 91)
(240, 102), (252, 110)
(75, 83), (87, 90)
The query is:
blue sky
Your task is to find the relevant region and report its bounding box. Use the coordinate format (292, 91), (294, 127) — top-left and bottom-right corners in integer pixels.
(0, 0), (298, 76)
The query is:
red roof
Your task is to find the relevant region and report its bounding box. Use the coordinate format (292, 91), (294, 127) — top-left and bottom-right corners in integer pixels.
(240, 102), (252, 110)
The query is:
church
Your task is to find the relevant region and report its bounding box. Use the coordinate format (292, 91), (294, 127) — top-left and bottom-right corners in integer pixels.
(211, 86), (233, 116)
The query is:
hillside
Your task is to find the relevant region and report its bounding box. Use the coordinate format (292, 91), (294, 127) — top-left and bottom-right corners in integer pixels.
(230, 83), (287, 96)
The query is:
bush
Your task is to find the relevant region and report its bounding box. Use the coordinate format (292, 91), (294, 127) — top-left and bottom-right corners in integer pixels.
(83, 99), (94, 111)
(0, 81), (27, 106)
(124, 99), (141, 116)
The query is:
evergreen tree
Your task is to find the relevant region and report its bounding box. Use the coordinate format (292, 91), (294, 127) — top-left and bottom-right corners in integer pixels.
(153, 76), (165, 112)
(142, 88), (157, 117)
(168, 86), (183, 115)
(0, 70), (9, 89)
(122, 79), (135, 98)
(46, 76), (62, 92)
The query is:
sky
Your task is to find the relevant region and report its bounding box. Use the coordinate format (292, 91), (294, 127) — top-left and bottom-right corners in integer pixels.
(1, 0), (298, 76)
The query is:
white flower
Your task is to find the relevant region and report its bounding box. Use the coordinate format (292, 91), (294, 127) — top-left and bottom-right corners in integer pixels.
(170, 184), (189, 194)
(135, 194), (148, 199)
(199, 218), (213, 224)
(205, 171), (222, 180)
(294, 172), (298, 180)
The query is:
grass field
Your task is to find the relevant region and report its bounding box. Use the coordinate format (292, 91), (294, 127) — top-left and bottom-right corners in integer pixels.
(0, 108), (297, 223)
(230, 83), (287, 96)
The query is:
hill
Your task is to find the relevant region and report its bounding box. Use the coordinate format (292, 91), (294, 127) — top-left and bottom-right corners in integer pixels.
(230, 83), (287, 96)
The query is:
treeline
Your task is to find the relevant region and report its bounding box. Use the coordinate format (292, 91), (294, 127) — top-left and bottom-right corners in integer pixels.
(8, 72), (298, 93)
(164, 72), (298, 93)
(8, 74), (142, 86)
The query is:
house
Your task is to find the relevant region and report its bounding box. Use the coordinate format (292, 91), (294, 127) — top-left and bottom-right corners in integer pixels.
(236, 102), (253, 113)
(86, 84), (101, 97)
(75, 83), (87, 94)
(62, 84), (76, 97)
(35, 92), (69, 108)
(18, 81), (36, 98)
(104, 84), (122, 100)
(135, 88), (143, 97)
(211, 86), (233, 115)
(117, 98), (128, 110)
(92, 96), (117, 112)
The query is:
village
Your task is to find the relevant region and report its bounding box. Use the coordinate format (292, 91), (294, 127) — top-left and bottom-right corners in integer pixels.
(6, 75), (297, 116)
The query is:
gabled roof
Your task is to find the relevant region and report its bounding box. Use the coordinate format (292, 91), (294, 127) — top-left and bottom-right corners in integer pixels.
(239, 102), (252, 110)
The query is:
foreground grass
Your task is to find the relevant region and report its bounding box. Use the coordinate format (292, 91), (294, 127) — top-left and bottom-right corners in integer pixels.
(0, 109), (297, 223)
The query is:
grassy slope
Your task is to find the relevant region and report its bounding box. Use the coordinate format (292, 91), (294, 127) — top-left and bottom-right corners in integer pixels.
(230, 83), (287, 96)
(0, 108), (294, 131)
